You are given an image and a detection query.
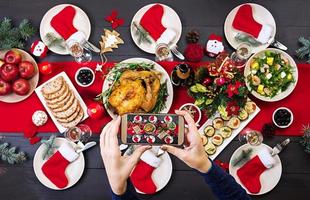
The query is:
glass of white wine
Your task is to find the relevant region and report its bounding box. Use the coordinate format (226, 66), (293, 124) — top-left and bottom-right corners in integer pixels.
(65, 124), (92, 143)
(238, 128), (263, 146)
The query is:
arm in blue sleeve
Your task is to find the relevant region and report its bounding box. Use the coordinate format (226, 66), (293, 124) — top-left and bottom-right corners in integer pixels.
(199, 160), (251, 200)
(111, 180), (140, 200)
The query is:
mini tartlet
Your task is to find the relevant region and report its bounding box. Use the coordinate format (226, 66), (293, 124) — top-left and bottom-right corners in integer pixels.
(245, 101), (257, 114)
(219, 126), (232, 138)
(204, 125), (215, 137)
(213, 118), (224, 129)
(238, 109), (249, 121)
(204, 142), (216, 155)
(212, 134), (223, 146)
(228, 117), (241, 129)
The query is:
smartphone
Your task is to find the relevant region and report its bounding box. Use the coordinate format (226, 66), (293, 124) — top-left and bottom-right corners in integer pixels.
(121, 113), (184, 145)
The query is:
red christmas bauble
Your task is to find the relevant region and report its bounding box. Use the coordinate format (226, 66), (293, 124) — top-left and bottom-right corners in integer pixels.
(38, 62), (52, 75)
(215, 77), (226, 86)
(203, 77), (212, 86)
(87, 103), (105, 119)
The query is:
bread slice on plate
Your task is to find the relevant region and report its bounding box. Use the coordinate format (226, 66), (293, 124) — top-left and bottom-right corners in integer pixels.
(51, 92), (75, 112)
(41, 76), (64, 96)
(60, 108), (84, 128)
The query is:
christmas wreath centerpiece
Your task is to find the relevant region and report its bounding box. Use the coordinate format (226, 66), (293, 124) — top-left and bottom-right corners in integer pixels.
(188, 53), (249, 118)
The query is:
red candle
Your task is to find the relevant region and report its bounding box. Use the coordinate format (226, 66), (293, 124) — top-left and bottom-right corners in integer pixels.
(87, 103), (104, 119)
(38, 62), (52, 75)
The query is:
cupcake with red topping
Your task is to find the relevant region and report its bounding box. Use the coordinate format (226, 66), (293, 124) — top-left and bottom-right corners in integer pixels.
(148, 115), (158, 124)
(132, 134), (141, 143)
(146, 135), (156, 144)
(164, 116), (173, 123)
(164, 135), (174, 144)
(133, 115), (142, 123)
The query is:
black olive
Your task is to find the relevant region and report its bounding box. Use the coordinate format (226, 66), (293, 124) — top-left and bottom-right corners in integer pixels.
(77, 69), (94, 85)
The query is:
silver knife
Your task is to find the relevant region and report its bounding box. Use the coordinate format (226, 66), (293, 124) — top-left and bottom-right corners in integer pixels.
(271, 138), (290, 156)
(76, 141), (97, 153)
(84, 41), (100, 53)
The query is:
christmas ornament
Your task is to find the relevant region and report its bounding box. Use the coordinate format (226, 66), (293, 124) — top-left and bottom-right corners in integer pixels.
(139, 4), (176, 44)
(130, 150), (161, 194)
(30, 40), (48, 58)
(184, 43), (204, 62)
(132, 21), (152, 45)
(203, 77), (212, 86)
(0, 18), (36, 50)
(87, 102), (105, 119)
(41, 135), (58, 160)
(300, 124), (310, 153)
(32, 110), (48, 126)
(296, 37), (310, 63)
(41, 142), (79, 189)
(38, 62), (53, 75)
(96, 29), (124, 72)
(0, 142), (27, 164)
(237, 148), (275, 194)
(232, 4), (273, 44)
(205, 34), (225, 57)
(105, 10), (124, 29)
(186, 30), (200, 43)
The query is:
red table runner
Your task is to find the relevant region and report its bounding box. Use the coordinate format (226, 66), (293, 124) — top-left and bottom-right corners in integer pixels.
(0, 61), (309, 136)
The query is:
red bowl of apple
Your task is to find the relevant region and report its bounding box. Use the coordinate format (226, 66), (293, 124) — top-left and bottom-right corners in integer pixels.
(0, 48), (39, 103)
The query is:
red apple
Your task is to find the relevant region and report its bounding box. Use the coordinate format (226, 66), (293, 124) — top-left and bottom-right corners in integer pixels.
(0, 63), (19, 82)
(4, 50), (22, 64)
(0, 78), (12, 95)
(19, 61), (36, 79)
(12, 78), (30, 95)
(203, 77), (212, 86)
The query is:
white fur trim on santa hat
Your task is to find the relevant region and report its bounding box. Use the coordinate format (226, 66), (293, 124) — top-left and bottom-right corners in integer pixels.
(140, 150), (162, 168)
(58, 142), (79, 162)
(257, 148), (275, 169)
(156, 28), (176, 44)
(66, 31), (86, 48)
(257, 24), (273, 44)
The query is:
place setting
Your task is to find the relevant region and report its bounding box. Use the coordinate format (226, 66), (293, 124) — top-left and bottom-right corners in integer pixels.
(1, 1), (310, 199)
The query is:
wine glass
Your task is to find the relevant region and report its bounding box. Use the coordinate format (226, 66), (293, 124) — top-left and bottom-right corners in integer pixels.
(155, 43), (173, 61)
(230, 42), (252, 68)
(238, 128), (263, 146)
(64, 124), (92, 143)
(67, 41), (92, 63)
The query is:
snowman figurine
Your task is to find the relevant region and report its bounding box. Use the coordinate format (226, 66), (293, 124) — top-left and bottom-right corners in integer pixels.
(30, 40), (49, 58)
(205, 34), (225, 58)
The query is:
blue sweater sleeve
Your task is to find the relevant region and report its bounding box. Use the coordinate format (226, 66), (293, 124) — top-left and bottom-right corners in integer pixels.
(111, 180), (139, 200)
(200, 160), (251, 200)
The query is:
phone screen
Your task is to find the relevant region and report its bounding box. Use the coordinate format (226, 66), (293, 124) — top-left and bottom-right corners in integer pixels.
(122, 114), (183, 145)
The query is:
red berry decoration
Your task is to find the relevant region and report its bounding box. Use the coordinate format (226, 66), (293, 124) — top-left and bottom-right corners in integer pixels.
(184, 43), (204, 62)
(87, 102), (105, 119)
(203, 77), (212, 86)
(38, 62), (53, 75)
(215, 77), (226, 86)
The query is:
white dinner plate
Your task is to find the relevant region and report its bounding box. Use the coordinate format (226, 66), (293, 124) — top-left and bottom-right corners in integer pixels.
(244, 48), (298, 102)
(33, 138), (85, 190)
(130, 3), (182, 54)
(40, 4), (91, 55)
(224, 3), (276, 53)
(229, 143), (282, 195)
(102, 57), (174, 119)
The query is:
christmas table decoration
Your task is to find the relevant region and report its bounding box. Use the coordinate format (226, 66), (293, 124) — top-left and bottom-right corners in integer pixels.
(38, 62), (53, 75)
(232, 4), (273, 44)
(0, 142), (27, 164)
(104, 10), (124, 29)
(30, 40), (48, 58)
(300, 124), (310, 153)
(87, 102), (105, 119)
(32, 110), (48, 126)
(189, 54), (248, 117)
(231, 148), (253, 167)
(130, 150), (162, 194)
(41, 142), (79, 189)
(132, 21), (152, 45)
(205, 34), (225, 58)
(44, 32), (66, 51)
(296, 37), (310, 63)
(139, 4), (176, 44)
(184, 30), (203, 62)
(0, 18), (36, 50)
(237, 148), (275, 194)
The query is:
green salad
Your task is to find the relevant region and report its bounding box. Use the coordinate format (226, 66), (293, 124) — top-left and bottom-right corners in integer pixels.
(247, 51), (295, 98)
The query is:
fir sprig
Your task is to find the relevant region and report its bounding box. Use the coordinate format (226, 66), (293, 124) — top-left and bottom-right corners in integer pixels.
(0, 142), (27, 164)
(296, 37), (310, 63)
(132, 21), (152, 45)
(44, 32), (66, 50)
(0, 17), (36, 50)
(151, 80), (168, 113)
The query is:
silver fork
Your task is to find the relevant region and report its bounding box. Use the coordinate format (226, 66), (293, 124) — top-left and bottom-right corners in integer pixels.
(169, 44), (185, 60)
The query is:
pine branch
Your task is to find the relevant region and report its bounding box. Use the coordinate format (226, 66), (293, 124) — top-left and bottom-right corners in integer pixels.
(19, 19), (36, 40)
(132, 21), (152, 45)
(296, 37), (310, 63)
(0, 142), (27, 164)
(44, 32), (66, 50)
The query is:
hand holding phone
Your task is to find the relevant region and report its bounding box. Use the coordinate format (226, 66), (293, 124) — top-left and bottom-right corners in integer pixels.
(121, 113), (185, 145)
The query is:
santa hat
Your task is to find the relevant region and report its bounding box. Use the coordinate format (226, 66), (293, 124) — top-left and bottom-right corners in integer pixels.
(30, 40), (48, 58)
(208, 34), (223, 42)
